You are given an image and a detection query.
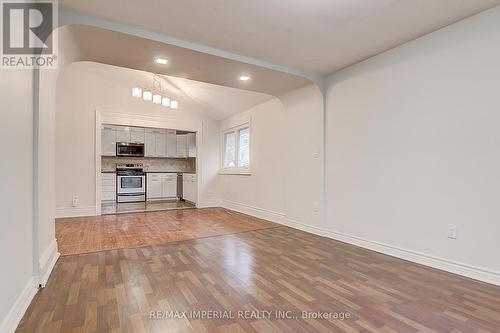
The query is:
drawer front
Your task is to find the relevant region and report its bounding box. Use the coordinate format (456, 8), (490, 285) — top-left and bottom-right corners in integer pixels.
(148, 173), (162, 178)
(102, 191), (116, 201)
(102, 174), (116, 180)
(102, 185), (116, 192)
(102, 178), (116, 186)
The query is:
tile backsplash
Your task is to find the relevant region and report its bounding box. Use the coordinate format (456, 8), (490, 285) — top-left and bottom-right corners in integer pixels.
(102, 157), (196, 172)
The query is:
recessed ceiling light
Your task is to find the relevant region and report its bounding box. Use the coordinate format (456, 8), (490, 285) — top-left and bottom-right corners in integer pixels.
(239, 75), (251, 81)
(155, 58), (168, 65)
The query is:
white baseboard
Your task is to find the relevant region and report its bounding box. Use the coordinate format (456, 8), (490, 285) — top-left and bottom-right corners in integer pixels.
(198, 198), (221, 208)
(218, 203), (500, 286)
(55, 206), (96, 218)
(38, 239), (60, 287)
(0, 278), (38, 333)
(220, 199), (285, 224)
(282, 218), (500, 286)
(322, 229), (500, 287)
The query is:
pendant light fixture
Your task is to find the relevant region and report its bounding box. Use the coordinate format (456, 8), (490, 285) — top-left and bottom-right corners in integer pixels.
(132, 74), (178, 109)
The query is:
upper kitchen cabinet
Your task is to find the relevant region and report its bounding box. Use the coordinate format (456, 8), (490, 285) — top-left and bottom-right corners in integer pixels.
(145, 129), (167, 157)
(176, 134), (188, 158)
(103, 125), (196, 158)
(187, 133), (196, 157)
(156, 130), (167, 157)
(101, 125), (116, 156)
(145, 129), (156, 157)
(130, 128), (145, 144)
(115, 126), (131, 143)
(166, 130), (177, 158)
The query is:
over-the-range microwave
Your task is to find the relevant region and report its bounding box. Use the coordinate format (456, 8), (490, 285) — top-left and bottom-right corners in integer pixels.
(116, 142), (145, 157)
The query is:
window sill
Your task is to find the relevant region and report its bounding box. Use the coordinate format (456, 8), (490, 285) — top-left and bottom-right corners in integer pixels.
(219, 168), (252, 176)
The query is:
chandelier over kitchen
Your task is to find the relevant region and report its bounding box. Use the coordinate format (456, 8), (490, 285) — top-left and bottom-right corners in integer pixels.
(131, 74), (178, 109)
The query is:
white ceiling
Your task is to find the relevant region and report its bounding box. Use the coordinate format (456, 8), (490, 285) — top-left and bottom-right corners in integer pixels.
(72, 61), (274, 120)
(62, 25), (311, 96)
(60, 0), (500, 74)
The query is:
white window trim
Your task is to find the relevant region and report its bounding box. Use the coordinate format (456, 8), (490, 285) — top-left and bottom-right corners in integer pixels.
(220, 121), (251, 175)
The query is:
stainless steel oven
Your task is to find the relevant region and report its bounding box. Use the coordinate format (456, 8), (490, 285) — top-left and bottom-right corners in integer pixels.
(116, 142), (145, 157)
(116, 164), (146, 202)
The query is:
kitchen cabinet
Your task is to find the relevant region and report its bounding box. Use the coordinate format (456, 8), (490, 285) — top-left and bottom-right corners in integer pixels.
(163, 174), (178, 198)
(147, 173), (177, 200)
(176, 134), (188, 157)
(187, 133), (196, 157)
(146, 173), (163, 199)
(101, 126), (116, 156)
(166, 130), (177, 157)
(101, 173), (116, 202)
(145, 129), (167, 157)
(115, 126), (131, 143)
(155, 131), (167, 157)
(183, 173), (197, 203)
(145, 129), (156, 157)
(130, 128), (145, 143)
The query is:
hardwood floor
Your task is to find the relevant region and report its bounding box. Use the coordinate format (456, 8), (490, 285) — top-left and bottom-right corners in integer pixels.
(20, 216), (500, 332)
(56, 208), (279, 255)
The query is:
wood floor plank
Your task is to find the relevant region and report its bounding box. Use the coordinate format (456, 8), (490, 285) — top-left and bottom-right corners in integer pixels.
(16, 209), (500, 333)
(56, 208), (279, 255)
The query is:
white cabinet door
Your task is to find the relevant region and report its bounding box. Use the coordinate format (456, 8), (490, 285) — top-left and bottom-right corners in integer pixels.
(190, 174), (197, 203)
(187, 133), (196, 157)
(145, 130), (156, 157)
(101, 126), (116, 156)
(183, 175), (189, 201)
(115, 126), (131, 143)
(162, 174), (178, 198)
(101, 173), (116, 202)
(156, 132), (167, 157)
(166, 130), (177, 157)
(176, 134), (188, 157)
(130, 128), (145, 143)
(183, 173), (197, 203)
(147, 173), (163, 199)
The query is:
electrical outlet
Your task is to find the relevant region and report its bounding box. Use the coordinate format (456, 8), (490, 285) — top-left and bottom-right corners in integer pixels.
(313, 148), (320, 159)
(447, 224), (457, 239)
(313, 202), (319, 213)
(72, 195), (79, 207)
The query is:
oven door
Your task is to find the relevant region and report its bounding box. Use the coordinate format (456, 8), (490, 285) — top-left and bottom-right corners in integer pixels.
(117, 175), (146, 194)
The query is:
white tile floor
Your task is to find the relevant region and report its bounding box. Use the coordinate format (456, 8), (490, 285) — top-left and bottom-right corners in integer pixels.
(101, 200), (195, 215)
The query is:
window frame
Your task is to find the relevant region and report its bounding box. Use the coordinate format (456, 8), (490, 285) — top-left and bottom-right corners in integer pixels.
(220, 122), (251, 175)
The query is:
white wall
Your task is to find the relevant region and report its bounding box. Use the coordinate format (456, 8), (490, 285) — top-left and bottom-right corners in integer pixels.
(218, 84), (325, 228)
(37, 25), (82, 284)
(55, 62), (220, 214)
(325, 6), (500, 280)
(280, 85), (324, 229)
(219, 98), (286, 217)
(0, 70), (36, 331)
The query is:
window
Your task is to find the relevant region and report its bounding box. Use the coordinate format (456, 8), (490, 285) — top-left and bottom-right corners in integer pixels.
(223, 131), (236, 168)
(221, 123), (251, 174)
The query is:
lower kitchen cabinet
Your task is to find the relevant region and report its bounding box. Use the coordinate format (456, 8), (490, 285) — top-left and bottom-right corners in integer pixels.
(101, 173), (116, 202)
(147, 173), (177, 200)
(183, 173), (197, 204)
